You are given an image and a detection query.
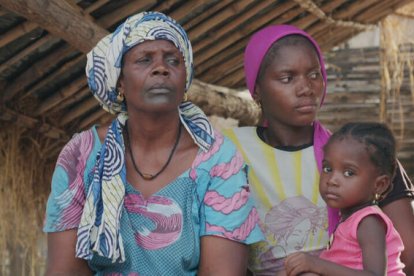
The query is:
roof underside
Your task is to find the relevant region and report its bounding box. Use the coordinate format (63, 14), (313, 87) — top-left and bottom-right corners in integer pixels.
(0, 0), (412, 139)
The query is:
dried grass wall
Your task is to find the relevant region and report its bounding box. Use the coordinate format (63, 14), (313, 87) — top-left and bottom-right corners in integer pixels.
(0, 125), (60, 275)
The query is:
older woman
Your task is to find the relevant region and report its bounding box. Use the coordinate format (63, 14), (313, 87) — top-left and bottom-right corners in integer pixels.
(44, 12), (263, 275)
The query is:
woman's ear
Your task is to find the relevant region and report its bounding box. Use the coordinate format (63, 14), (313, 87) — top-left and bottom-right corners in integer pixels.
(374, 174), (391, 197)
(117, 75), (124, 92)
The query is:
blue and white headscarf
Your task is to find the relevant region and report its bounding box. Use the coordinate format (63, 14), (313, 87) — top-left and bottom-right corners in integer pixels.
(86, 11), (193, 114)
(77, 11), (214, 263)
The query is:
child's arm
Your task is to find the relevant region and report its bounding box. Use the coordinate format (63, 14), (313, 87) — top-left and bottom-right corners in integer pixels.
(285, 215), (387, 276)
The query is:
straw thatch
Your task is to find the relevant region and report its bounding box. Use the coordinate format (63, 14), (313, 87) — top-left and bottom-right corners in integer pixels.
(0, 125), (61, 275)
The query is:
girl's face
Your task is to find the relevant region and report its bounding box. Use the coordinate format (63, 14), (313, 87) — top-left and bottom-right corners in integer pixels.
(118, 40), (186, 113)
(255, 43), (324, 128)
(319, 137), (389, 216)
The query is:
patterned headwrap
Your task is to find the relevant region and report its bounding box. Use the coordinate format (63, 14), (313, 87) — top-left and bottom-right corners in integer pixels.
(76, 12), (214, 263)
(86, 11), (193, 114)
(244, 25), (340, 235)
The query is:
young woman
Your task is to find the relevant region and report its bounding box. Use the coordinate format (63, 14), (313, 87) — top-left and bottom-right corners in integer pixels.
(44, 11), (263, 275)
(224, 25), (414, 275)
(285, 122), (405, 276)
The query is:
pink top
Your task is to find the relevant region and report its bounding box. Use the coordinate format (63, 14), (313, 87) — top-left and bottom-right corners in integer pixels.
(319, 206), (405, 275)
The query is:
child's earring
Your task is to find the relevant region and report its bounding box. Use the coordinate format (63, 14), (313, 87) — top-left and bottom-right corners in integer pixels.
(372, 193), (381, 205)
(117, 88), (125, 102)
(182, 92), (188, 102)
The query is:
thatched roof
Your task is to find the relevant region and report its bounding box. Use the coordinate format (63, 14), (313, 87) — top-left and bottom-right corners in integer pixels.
(0, 0), (413, 139)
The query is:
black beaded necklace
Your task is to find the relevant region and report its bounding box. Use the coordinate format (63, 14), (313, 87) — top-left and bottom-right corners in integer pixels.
(125, 120), (182, 181)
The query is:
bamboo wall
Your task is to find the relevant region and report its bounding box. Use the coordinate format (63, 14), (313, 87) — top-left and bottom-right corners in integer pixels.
(320, 46), (414, 180)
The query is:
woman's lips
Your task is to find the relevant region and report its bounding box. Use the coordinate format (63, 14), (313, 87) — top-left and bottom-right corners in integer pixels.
(148, 87), (171, 94)
(296, 103), (317, 113)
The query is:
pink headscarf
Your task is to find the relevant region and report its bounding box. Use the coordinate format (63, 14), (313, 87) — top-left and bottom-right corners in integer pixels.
(244, 25), (340, 235)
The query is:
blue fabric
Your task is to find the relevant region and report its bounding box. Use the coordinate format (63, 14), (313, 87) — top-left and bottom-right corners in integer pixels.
(44, 125), (264, 275)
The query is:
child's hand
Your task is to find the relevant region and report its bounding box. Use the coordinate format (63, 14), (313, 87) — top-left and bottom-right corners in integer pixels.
(285, 252), (320, 276)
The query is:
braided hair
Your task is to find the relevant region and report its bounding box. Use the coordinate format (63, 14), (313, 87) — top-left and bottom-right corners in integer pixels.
(325, 122), (397, 197)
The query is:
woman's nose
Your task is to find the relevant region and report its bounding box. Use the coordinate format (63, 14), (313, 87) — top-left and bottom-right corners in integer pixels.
(152, 60), (169, 76)
(296, 76), (313, 96)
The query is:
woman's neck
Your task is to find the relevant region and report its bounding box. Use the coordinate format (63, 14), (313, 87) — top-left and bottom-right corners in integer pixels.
(263, 122), (314, 148)
(126, 109), (181, 144)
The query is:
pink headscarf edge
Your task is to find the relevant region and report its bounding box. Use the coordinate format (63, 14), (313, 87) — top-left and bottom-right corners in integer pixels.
(243, 24), (327, 107)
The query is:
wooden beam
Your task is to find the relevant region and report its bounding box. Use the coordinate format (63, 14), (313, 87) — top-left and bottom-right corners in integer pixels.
(35, 77), (87, 115)
(197, 37), (246, 77)
(194, 1), (298, 66)
(0, 106), (68, 139)
(187, 0), (255, 42)
(21, 54), (85, 101)
(97, 1), (156, 29)
(2, 44), (75, 102)
(218, 67), (245, 88)
(193, 0), (280, 54)
(198, 0), (347, 82)
(355, 0), (414, 23)
(48, 86), (90, 114)
(0, 35), (54, 75)
(84, 0), (111, 14)
(153, 0), (180, 13)
(188, 80), (260, 126)
(182, 0), (233, 31)
(0, 0), (108, 53)
(295, 0), (348, 30)
(0, 21), (38, 48)
(201, 54), (243, 83)
(0, 5), (8, 16)
(334, 0), (380, 20)
(61, 96), (98, 125)
(0, 0), (112, 103)
(169, 0), (210, 22)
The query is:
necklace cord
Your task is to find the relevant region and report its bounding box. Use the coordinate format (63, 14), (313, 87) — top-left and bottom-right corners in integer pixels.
(125, 120), (182, 180)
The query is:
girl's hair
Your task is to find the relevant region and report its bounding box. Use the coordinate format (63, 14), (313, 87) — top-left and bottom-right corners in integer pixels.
(326, 122), (397, 178)
(257, 34), (319, 84)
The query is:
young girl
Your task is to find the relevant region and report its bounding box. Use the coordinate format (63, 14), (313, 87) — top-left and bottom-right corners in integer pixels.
(224, 25), (414, 275)
(285, 122), (405, 275)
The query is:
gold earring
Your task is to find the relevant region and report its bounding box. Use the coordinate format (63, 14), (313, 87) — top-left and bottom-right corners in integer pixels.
(117, 88), (124, 102)
(372, 193), (381, 205)
(183, 92), (188, 102)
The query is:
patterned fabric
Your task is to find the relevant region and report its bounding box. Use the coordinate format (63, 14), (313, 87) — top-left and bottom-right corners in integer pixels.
(320, 206), (405, 275)
(86, 11), (193, 114)
(75, 102), (216, 263)
(224, 127), (329, 275)
(44, 124), (263, 274)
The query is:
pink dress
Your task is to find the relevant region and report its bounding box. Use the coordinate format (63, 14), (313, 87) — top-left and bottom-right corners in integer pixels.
(319, 205), (405, 275)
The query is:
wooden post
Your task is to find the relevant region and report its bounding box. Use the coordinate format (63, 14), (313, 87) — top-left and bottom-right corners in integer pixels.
(0, 0), (108, 53)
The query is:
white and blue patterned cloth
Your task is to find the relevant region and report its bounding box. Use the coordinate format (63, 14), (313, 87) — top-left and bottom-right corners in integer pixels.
(77, 12), (211, 263)
(86, 11), (193, 114)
